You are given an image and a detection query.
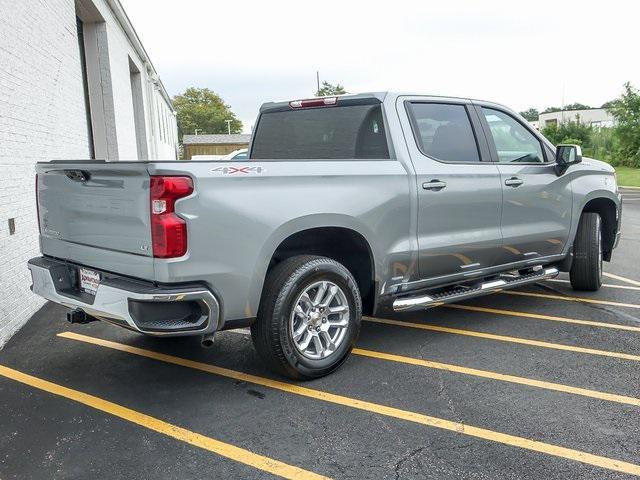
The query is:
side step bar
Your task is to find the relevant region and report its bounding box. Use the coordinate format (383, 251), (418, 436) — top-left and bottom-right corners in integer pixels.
(393, 267), (559, 312)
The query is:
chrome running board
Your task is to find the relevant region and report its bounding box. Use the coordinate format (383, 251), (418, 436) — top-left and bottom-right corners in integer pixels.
(392, 267), (559, 312)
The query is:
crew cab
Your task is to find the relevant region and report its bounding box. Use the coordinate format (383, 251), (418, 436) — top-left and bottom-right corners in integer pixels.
(29, 92), (622, 379)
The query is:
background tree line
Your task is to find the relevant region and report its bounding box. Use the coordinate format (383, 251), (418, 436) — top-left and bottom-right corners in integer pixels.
(520, 83), (640, 168)
(172, 82), (639, 169)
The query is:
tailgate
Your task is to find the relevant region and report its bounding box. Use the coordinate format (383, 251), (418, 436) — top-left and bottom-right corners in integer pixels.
(36, 162), (155, 277)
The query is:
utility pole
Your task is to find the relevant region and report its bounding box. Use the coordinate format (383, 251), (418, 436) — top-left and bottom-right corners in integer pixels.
(225, 119), (232, 135)
(316, 71), (320, 95)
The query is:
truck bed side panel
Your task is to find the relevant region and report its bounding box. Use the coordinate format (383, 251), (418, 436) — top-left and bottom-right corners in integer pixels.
(147, 160), (413, 323)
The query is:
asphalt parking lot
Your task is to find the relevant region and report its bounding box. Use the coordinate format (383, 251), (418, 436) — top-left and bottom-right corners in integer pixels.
(1, 189), (639, 479)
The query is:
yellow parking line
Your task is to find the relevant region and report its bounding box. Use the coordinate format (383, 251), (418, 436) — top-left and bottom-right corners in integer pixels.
(445, 304), (640, 333)
(363, 317), (640, 362)
(501, 290), (640, 309)
(352, 348), (640, 407)
(57, 332), (640, 477)
(0, 364), (327, 480)
(604, 272), (640, 287)
(227, 329), (640, 406)
(546, 279), (640, 292)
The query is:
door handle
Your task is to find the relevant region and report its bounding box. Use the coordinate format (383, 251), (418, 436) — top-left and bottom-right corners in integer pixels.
(422, 180), (447, 191)
(505, 177), (524, 187)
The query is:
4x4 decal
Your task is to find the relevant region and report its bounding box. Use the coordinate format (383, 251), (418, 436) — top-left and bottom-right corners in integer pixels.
(211, 166), (265, 175)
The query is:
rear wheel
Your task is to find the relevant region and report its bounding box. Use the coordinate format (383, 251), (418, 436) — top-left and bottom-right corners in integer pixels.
(251, 255), (361, 380)
(570, 212), (603, 291)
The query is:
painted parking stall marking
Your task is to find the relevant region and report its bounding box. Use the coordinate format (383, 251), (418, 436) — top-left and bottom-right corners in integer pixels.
(57, 332), (640, 477)
(501, 290), (640, 309)
(363, 317), (640, 362)
(445, 304), (640, 333)
(227, 328), (640, 406)
(0, 364), (328, 480)
(546, 278), (640, 292)
(351, 348), (640, 407)
(604, 272), (640, 287)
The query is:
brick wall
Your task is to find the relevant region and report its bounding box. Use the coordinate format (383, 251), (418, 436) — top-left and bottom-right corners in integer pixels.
(0, 0), (92, 346)
(0, 0), (177, 346)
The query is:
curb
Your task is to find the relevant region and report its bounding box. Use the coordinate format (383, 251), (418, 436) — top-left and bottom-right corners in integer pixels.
(620, 185), (640, 190)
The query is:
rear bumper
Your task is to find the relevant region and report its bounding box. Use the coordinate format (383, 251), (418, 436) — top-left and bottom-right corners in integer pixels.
(28, 257), (220, 336)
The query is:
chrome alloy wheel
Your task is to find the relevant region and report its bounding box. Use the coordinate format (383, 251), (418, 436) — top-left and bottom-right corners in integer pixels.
(289, 280), (350, 360)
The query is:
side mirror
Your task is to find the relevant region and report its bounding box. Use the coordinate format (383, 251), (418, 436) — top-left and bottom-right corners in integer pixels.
(555, 144), (582, 175)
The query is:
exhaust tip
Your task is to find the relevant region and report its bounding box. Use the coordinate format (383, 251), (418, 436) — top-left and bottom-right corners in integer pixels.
(201, 333), (215, 348)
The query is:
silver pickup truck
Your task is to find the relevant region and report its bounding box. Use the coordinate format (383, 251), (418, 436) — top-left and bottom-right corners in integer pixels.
(29, 92), (622, 379)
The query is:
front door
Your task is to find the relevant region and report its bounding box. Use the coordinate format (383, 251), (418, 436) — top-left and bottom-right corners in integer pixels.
(401, 99), (505, 281)
(477, 106), (573, 263)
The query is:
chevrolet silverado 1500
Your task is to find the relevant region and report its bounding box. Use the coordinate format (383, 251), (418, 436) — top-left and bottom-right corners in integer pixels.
(29, 92), (622, 379)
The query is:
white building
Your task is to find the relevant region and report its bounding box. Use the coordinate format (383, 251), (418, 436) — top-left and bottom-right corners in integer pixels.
(0, 0), (178, 345)
(538, 108), (615, 129)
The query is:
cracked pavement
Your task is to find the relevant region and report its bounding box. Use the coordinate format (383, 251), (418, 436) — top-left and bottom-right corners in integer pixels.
(0, 190), (639, 479)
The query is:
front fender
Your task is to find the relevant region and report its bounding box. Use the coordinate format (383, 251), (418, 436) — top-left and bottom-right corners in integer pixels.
(564, 163), (621, 255)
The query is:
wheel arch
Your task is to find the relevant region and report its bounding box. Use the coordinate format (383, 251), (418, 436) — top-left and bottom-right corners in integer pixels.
(580, 196), (618, 261)
(256, 219), (377, 315)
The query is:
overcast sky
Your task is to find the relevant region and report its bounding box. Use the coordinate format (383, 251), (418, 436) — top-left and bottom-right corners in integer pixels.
(121, 0), (639, 133)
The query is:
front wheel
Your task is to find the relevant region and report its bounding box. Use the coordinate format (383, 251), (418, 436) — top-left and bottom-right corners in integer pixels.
(251, 255), (362, 380)
(570, 212), (603, 291)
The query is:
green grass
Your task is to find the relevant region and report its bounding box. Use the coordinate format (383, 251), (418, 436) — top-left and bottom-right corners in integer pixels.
(614, 166), (640, 187)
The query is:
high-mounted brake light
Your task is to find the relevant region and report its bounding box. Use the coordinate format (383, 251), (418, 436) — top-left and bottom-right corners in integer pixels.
(289, 97), (338, 109)
(150, 176), (193, 258)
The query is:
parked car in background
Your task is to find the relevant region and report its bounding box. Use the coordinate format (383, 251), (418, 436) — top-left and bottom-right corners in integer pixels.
(29, 92), (621, 380)
(224, 148), (248, 160)
(190, 149), (248, 161)
(191, 154), (226, 160)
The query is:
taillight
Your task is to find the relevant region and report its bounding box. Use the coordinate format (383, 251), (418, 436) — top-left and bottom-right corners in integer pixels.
(289, 97), (338, 109)
(150, 176), (193, 258)
(35, 174), (41, 233)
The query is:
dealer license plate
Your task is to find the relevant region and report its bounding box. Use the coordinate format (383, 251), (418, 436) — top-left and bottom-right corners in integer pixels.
(79, 267), (100, 295)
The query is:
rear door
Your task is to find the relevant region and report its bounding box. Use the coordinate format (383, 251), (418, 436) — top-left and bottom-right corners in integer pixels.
(399, 98), (505, 281)
(36, 162), (155, 277)
(476, 106), (573, 263)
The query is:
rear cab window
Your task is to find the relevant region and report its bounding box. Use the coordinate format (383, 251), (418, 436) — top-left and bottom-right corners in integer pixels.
(251, 100), (390, 160)
(406, 102), (481, 163)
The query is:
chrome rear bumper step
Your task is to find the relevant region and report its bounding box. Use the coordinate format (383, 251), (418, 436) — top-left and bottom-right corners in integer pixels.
(392, 267), (559, 312)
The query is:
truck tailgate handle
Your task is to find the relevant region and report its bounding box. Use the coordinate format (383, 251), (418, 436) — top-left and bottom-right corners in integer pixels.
(505, 177), (524, 187)
(64, 169), (91, 182)
(422, 180), (447, 191)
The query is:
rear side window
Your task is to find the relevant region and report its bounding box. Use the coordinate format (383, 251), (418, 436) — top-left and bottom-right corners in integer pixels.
(408, 103), (480, 163)
(251, 104), (390, 159)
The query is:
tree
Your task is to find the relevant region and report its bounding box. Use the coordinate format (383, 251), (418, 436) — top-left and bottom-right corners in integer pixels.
(519, 108), (539, 121)
(563, 102), (591, 111)
(607, 82), (640, 167)
(316, 81), (346, 97)
(172, 88), (242, 141)
(541, 117), (593, 146)
(542, 103), (591, 114)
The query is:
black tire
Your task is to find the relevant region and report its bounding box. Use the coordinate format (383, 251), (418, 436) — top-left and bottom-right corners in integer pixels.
(251, 255), (362, 380)
(570, 212), (603, 291)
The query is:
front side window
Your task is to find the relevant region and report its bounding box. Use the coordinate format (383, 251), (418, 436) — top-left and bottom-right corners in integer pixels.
(408, 103), (480, 163)
(482, 108), (545, 163)
(251, 104), (389, 159)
